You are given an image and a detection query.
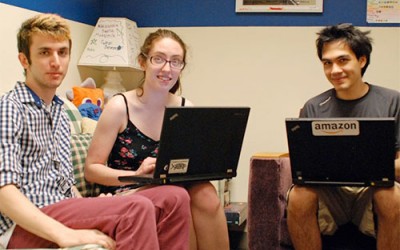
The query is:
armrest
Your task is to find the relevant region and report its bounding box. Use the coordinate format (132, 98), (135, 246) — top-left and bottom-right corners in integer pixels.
(247, 153), (292, 250)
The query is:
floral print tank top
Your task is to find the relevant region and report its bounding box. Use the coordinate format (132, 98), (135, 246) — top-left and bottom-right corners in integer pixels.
(101, 93), (185, 194)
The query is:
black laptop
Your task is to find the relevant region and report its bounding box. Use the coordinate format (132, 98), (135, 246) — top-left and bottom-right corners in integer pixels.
(285, 117), (395, 187)
(118, 107), (250, 185)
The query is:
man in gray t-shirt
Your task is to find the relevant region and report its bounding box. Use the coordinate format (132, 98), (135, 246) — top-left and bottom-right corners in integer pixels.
(287, 24), (400, 250)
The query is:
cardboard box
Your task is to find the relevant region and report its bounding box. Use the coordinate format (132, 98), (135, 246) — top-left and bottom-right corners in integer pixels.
(224, 202), (248, 226)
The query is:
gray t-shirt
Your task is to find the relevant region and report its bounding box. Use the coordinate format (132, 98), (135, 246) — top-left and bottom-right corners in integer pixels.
(300, 83), (400, 151)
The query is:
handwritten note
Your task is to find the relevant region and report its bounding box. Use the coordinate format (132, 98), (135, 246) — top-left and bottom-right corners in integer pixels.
(367, 0), (400, 23)
(79, 18), (141, 70)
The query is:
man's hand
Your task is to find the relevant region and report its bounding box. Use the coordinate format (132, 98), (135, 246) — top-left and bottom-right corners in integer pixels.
(71, 186), (82, 198)
(98, 193), (113, 197)
(56, 229), (115, 250)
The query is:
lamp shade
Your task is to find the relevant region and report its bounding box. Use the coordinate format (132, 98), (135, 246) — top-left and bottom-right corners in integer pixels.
(78, 17), (141, 71)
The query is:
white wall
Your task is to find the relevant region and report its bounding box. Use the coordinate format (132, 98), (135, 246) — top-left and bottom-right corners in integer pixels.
(1, 3), (399, 203)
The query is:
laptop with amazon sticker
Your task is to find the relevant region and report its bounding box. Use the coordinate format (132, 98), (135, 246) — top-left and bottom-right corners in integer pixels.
(285, 117), (395, 187)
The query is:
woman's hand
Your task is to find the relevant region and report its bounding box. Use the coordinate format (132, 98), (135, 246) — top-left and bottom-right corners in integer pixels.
(136, 157), (157, 175)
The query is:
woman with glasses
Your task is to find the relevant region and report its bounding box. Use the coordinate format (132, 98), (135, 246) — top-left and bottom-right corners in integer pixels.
(85, 29), (230, 250)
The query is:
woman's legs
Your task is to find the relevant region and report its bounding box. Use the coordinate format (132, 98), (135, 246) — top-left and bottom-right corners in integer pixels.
(189, 217), (198, 250)
(187, 182), (229, 250)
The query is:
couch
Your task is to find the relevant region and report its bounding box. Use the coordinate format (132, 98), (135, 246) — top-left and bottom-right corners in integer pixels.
(247, 153), (384, 250)
(64, 98), (106, 249)
(64, 97), (100, 198)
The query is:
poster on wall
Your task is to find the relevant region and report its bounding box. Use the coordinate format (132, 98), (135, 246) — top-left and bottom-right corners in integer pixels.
(235, 0), (323, 13)
(367, 0), (400, 23)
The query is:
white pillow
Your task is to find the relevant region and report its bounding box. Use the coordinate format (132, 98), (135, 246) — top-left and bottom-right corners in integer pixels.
(81, 117), (98, 134)
(61, 97), (83, 134)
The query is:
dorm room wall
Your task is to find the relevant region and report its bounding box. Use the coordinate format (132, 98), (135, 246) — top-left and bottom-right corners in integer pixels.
(1, 2), (399, 203)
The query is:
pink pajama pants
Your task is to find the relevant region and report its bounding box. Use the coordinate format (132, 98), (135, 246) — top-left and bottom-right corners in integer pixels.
(8, 185), (190, 249)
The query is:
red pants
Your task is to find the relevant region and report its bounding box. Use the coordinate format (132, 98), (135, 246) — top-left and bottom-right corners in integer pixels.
(8, 185), (190, 249)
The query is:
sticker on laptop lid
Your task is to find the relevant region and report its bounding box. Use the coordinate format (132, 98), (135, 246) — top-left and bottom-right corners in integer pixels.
(168, 159), (189, 174)
(312, 120), (359, 136)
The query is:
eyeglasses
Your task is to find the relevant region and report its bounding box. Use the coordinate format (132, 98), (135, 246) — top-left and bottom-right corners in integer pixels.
(142, 53), (185, 70)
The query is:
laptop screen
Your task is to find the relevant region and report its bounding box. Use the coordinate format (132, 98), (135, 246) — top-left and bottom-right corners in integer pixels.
(285, 117), (395, 186)
(154, 107), (251, 180)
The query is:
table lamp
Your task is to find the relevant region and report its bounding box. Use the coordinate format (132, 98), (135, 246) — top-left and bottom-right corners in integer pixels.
(78, 17), (142, 96)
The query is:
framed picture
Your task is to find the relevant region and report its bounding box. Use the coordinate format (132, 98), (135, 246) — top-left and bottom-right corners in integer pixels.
(236, 0), (323, 13)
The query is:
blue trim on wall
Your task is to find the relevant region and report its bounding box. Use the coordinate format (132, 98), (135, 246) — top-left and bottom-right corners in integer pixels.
(2, 0), (399, 27)
(1, 0), (102, 25)
(102, 0), (399, 27)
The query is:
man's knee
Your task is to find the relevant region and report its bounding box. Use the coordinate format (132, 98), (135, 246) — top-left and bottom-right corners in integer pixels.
(287, 186), (318, 216)
(161, 185), (191, 206)
(373, 185), (400, 221)
(124, 194), (156, 213)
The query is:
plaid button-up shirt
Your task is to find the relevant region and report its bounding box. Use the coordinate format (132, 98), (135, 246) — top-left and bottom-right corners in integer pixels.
(0, 82), (75, 235)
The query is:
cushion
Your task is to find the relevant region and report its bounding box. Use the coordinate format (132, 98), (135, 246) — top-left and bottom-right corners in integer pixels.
(72, 86), (105, 109)
(81, 117), (98, 134)
(63, 244), (107, 250)
(70, 133), (100, 197)
(62, 97), (82, 134)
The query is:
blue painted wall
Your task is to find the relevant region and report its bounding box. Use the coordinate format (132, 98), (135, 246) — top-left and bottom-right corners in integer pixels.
(2, 0), (399, 27)
(102, 0), (399, 27)
(0, 0), (102, 25)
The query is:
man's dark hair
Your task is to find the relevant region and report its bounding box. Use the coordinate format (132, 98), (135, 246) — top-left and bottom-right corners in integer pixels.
(316, 23), (373, 76)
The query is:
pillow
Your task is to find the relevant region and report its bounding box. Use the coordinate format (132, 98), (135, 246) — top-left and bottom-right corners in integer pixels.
(62, 97), (82, 134)
(72, 87), (105, 109)
(70, 133), (100, 197)
(64, 244), (107, 250)
(81, 117), (98, 134)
